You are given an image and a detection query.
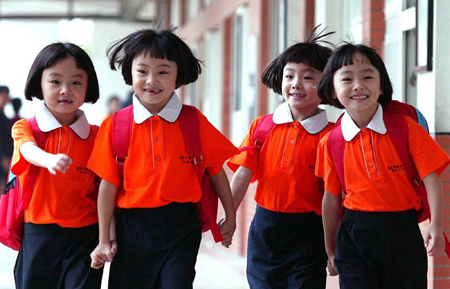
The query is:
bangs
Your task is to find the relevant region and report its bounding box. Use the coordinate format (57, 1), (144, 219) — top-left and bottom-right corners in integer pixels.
(279, 44), (330, 72)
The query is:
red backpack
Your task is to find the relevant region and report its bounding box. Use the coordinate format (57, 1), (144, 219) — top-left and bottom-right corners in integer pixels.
(112, 105), (223, 243)
(240, 114), (276, 152)
(0, 117), (48, 250)
(328, 100), (450, 258)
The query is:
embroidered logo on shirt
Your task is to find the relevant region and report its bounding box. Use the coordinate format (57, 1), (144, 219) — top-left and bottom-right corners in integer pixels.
(308, 164), (315, 174)
(77, 166), (94, 175)
(180, 155), (194, 164)
(387, 164), (405, 173)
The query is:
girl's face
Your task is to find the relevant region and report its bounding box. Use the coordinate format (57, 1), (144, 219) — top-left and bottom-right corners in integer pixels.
(131, 53), (177, 115)
(281, 62), (322, 120)
(332, 53), (381, 119)
(41, 56), (87, 125)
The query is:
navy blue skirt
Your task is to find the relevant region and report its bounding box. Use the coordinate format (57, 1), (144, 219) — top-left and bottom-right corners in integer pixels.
(247, 205), (327, 288)
(14, 223), (103, 289)
(335, 209), (427, 289)
(109, 202), (202, 289)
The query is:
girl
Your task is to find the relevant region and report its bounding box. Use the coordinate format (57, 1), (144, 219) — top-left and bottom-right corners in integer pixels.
(12, 43), (102, 288)
(88, 27), (239, 288)
(227, 27), (334, 288)
(316, 43), (450, 288)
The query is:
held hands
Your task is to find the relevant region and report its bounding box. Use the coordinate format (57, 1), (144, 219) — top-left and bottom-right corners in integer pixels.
(424, 223), (445, 256)
(326, 255), (339, 276)
(219, 216), (236, 249)
(45, 153), (72, 175)
(90, 240), (118, 269)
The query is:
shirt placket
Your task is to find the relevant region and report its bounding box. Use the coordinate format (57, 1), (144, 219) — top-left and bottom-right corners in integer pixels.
(360, 128), (378, 178)
(280, 122), (300, 170)
(59, 127), (70, 155)
(151, 116), (164, 169)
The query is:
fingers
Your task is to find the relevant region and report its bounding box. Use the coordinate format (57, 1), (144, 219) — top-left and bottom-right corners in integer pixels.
(327, 260), (339, 276)
(49, 154), (72, 175)
(110, 240), (118, 257)
(221, 232), (233, 248)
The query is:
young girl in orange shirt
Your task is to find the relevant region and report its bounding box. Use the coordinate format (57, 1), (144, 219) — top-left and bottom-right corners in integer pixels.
(88, 27), (239, 288)
(316, 43), (450, 289)
(12, 42), (102, 288)
(228, 27), (334, 288)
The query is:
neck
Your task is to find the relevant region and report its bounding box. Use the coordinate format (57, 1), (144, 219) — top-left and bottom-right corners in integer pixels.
(348, 106), (378, 129)
(291, 107), (321, 122)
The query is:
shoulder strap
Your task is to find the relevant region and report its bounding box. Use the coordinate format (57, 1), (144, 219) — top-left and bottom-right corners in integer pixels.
(241, 114), (276, 152)
(178, 105), (204, 180)
(22, 116), (49, 209)
(328, 125), (346, 192)
(112, 105), (133, 178)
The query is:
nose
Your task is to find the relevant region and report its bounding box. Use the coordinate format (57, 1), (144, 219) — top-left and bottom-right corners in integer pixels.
(291, 78), (302, 89)
(353, 78), (365, 90)
(60, 84), (71, 95)
(146, 73), (157, 85)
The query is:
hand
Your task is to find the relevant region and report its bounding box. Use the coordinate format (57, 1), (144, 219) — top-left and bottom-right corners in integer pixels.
(327, 255), (339, 276)
(44, 153), (72, 175)
(218, 216), (236, 248)
(424, 223), (445, 256)
(90, 242), (115, 269)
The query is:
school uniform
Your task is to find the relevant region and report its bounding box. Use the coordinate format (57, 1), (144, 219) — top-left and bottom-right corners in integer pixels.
(228, 102), (333, 288)
(88, 93), (239, 289)
(11, 105), (102, 289)
(316, 104), (450, 289)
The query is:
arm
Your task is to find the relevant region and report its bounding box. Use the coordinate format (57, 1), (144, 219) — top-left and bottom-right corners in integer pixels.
(422, 172), (445, 256)
(230, 166), (253, 212)
(20, 142), (71, 175)
(209, 168), (237, 248)
(90, 179), (118, 269)
(322, 191), (341, 276)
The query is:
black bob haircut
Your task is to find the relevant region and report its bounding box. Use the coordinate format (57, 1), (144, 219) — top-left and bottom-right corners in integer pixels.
(261, 25), (335, 95)
(317, 43), (393, 109)
(24, 42), (99, 103)
(107, 26), (202, 89)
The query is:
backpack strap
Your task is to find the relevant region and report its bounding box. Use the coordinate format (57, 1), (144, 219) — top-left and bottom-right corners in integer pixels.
(241, 114), (276, 152)
(328, 124), (346, 192)
(21, 116), (49, 210)
(112, 105), (133, 179)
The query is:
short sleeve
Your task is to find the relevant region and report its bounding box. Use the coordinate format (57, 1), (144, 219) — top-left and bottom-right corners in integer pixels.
(11, 119), (35, 175)
(198, 111), (240, 176)
(406, 117), (450, 178)
(227, 116), (265, 183)
(87, 116), (121, 187)
(315, 132), (342, 196)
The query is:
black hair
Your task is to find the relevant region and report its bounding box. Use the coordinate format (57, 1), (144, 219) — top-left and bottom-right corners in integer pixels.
(261, 25), (335, 95)
(0, 85), (9, 94)
(317, 42), (393, 109)
(24, 42), (100, 103)
(107, 26), (202, 89)
(12, 98), (22, 113)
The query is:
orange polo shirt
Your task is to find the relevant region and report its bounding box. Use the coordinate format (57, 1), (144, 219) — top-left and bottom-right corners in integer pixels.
(316, 105), (450, 212)
(228, 102), (333, 214)
(88, 94), (240, 209)
(11, 106), (99, 227)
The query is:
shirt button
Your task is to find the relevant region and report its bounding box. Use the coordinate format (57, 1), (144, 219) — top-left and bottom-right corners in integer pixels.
(368, 162), (373, 167)
(156, 156), (161, 161)
(285, 158), (289, 162)
(290, 139), (294, 144)
(155, 137), (160, 142)
(154, 119), (159, 124)
(365, 147), (370, 151)
(62, 142), (67, 146)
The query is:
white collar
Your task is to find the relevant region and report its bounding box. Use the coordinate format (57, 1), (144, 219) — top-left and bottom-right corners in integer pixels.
(272, 102), (329, 134)
(133, 92), (182, 124)
(341, 103), (387, 141)
(35, 104), (91, 139)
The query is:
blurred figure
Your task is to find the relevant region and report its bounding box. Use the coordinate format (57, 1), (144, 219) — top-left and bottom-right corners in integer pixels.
(11, 97), (23, 124)
(105, 94), (121, 119)
(120, 90), (133, 109)
(0, 85), (13, 193)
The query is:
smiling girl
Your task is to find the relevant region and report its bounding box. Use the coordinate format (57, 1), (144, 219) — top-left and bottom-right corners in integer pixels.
(11, 42), (102, 288)
(316, 43), (450, 289)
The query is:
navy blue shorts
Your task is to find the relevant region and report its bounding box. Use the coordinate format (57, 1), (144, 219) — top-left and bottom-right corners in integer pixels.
(109, 202), (202, 289)
(247, 205), (327, 288)
(14, 223), (103, 289)
(335, 209), (427, 289)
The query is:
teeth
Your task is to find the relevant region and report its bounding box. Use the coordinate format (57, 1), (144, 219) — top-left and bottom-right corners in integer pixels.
(351, 95), (367, 99)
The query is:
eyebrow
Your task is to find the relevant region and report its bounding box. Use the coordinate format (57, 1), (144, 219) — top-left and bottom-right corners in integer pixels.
(284, 67), (317, 73)
(47, 72), (85, 78)
(136, 63), (172, 68)
(339, 68), (375, 75)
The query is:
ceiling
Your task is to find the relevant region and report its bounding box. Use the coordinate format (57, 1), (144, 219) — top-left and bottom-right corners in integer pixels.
(0, 0), (165, 22)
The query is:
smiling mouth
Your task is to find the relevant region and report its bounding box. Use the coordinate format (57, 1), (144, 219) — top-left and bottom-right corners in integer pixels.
(144, 88), (162, 94)
(290, 93), (306, 98)
(58, 99), (73, 104)
(350, 95), (368, 100)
